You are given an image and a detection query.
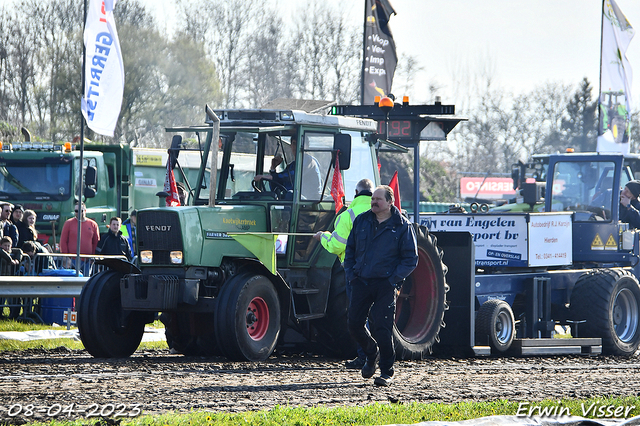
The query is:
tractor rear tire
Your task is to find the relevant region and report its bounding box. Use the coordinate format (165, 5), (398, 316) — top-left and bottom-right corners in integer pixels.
(393, 224), (448, 360)
(215, 273), (281, 361)
(309, 260), (357, 359)
(476, 299), (515, 353)
(78, 270), (146, 358)
(161, 312), (200, 356)
(571, 269), (640, 356)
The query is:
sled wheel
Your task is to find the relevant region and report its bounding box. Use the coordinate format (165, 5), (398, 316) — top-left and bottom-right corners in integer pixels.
(571, 269), (640, 356)
(78, 270), (146, 358)
(309, 260), (357, 358)
(394, 224), (448, 360)
(215, 273), (281, 361)
(476, 299), (515, 353)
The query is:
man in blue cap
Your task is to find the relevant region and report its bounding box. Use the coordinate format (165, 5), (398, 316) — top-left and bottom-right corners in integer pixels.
(620, 180), (640, 229)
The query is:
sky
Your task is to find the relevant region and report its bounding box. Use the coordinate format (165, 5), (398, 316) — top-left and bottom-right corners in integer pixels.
(143, 0), (640, 110)
(1, 0), (638, 109)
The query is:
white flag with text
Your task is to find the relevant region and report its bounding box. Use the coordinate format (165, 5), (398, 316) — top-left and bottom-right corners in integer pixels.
(597, 0), (634, 153)
(81, 0), (124, 137)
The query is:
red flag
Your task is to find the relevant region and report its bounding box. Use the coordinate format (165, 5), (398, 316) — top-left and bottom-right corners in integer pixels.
(389, 170), (401, 210)
(331, 152), (345, 213)
(163, 159), (181, 207)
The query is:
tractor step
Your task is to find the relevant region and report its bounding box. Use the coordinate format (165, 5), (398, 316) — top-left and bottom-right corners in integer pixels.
(295, 313), (325, 320)
(291, 288), (320, 295)
(511, 338), (602, 356)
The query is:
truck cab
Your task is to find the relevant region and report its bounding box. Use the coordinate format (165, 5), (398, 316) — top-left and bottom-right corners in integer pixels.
(0, 142), (116, 244)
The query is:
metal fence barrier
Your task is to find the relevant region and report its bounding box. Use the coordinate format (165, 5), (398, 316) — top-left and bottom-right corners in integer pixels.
(0, 253), (127, 323)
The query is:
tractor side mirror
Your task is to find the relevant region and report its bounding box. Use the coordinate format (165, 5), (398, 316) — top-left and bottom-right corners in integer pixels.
(333, 134), (351, 170)
(85, 165), (97, 187)
(84, 187), (96, 198)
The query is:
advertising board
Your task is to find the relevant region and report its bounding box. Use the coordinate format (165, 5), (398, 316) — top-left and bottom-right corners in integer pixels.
(460, 177), (516, 200)
(527, 213), (572, 266)
(420, 213), (574, 267)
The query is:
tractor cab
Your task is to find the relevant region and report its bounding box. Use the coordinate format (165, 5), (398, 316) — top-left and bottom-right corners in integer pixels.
(546, 154), (634, 263)
(177, 109), (380, 267)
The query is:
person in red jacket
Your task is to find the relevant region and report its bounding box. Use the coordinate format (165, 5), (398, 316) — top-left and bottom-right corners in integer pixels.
(60, 202), (100, 275)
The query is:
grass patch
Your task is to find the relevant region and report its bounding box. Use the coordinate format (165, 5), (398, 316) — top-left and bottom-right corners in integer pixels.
(15, 397), (640, 425)
(0, 319), (168, 352)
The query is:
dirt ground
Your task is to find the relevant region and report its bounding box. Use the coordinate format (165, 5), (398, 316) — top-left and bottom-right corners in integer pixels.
(1, 347), (640, 424)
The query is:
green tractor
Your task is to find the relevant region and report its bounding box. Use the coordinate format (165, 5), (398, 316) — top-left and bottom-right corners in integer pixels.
(77, 106), (448, 361)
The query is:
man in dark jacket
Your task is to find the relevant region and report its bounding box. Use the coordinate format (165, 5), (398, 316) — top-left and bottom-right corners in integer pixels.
(620, 180), (640, 229)
(344, 185), (418, 387)
(0, 203), (19, 248)
(11, 204), (28, 248)
(96, 217), (132, 260)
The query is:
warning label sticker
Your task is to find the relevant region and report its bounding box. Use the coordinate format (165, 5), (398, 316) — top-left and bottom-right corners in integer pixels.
(605, 234), (618, 251)
(592, 234), (604, 250)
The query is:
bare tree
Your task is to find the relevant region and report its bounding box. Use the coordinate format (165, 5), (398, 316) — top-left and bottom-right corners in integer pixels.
(244, 10), (289, 107)
(181, 0), (259, 108)
(394, 55), (424, 100)
(287, 2), (360, 103)
(5, 3), (39, 127)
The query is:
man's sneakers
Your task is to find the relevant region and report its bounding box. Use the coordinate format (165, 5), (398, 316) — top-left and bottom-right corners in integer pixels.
(361, 351), (379, 379)
(345, 357), (366, 369)
(374, 372), (393, 387)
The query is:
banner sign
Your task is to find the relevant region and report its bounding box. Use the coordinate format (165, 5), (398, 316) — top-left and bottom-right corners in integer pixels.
(460, 177), (516, 200)
(421, 214), (528, 267)
(361, 0), (397, 104)
(420, 213), (574, 267)
(528, 213), (572, 267)
(81, 0), (124, 137)
(597, 0), (634, 154)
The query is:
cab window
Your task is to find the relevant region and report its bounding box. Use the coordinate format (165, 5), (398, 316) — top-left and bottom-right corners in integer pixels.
(301, 133), (331, 201)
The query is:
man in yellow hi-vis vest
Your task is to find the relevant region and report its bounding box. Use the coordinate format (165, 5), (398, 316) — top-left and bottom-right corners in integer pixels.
(314, 179), (373, 262)
(314, 178), (373, 368)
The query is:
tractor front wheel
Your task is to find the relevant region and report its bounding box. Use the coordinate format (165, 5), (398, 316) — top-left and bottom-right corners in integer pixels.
(77, 270), (146, 358)
(215, 273), (281, 361)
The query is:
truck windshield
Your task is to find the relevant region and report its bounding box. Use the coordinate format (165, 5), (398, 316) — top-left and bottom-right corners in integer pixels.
(0, 161), (72, 200)
(550, 160), (616, 221)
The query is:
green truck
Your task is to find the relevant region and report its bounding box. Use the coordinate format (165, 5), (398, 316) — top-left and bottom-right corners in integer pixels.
(0, 139), (207, 246)
(78, 106), (449, 361)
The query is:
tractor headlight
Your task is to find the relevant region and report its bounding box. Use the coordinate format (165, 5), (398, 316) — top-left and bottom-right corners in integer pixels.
(170, 251), (183, 264)
(140, 250), (153, 264)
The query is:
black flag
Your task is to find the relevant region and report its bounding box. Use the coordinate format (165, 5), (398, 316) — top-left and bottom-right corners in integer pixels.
(361, 0), (398, 105)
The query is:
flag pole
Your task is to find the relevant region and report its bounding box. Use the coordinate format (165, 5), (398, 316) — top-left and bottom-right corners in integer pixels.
(360, 0), (368, 105)
(598, 0), (605, 138)
(75, 0), (88, 277)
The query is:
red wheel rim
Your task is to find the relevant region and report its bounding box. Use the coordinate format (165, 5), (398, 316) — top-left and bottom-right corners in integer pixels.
(395, 246), (439, 342)
(246, 297), (270, 341)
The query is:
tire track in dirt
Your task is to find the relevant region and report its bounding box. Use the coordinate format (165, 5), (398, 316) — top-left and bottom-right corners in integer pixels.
(1, 348), (639, 424)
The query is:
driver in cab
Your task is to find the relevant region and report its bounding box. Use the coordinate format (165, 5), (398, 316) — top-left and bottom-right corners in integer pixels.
(620, 180), (640, 229)
(253, 137), (297, 192)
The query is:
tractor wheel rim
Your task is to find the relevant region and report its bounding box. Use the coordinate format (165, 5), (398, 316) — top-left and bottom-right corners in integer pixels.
(246, 296), (270, 341)
(613, 288), (639, 343)
(395, 246), (438, 343)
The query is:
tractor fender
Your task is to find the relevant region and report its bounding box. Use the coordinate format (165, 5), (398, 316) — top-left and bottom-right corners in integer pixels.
(94, 257), (141, 275)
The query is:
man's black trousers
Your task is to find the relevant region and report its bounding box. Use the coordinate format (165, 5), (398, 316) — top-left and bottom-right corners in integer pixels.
(347, 277), (396, 374)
